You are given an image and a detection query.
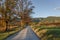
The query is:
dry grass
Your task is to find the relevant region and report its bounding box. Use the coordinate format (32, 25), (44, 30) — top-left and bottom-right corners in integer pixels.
(0, 27), (24, 40)
(32, 25), (60, 40)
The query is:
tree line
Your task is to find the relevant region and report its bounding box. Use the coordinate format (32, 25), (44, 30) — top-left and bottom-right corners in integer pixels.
(0, 0), (34, 31)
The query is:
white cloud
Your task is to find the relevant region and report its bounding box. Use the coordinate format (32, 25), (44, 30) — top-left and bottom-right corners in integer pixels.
(54, 7), (60, 10)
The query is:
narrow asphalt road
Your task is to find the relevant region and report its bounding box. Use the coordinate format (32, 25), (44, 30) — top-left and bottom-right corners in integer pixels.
(6, 26), (40, 40)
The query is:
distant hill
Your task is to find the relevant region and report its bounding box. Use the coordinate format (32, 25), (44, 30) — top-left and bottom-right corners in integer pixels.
(38, 16), (60, 26)
(41, 16), (60, 22)
(32, 18), (41, 22)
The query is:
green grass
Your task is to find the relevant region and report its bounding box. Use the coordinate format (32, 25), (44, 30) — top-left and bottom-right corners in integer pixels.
(0, 31), (16, 40)
(32, 26), (60, 40)
(0, 27), (24, 40)
(34, 26), (60, 32)
(41, 29), (60, 40)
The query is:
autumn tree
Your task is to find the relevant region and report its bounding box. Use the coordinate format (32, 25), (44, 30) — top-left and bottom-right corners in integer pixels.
(19, 0), (34, 26)
(0, 0), (34, 31)
(5, 0), (18, 31)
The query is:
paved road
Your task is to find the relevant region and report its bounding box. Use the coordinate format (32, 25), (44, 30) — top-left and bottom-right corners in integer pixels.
(6, 26), (40, 40)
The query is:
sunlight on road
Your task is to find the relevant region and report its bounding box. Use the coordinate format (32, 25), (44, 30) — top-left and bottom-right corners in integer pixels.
(6, 26), (40, 40)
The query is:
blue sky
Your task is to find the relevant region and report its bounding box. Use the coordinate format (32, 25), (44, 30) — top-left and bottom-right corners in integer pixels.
(31, 0), (60, 18)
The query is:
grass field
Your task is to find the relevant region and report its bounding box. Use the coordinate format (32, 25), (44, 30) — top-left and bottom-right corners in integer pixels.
(0, 27), (24, 40)
(32, 26), (60, 40)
